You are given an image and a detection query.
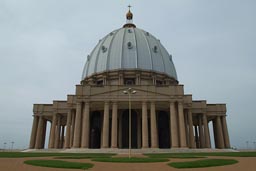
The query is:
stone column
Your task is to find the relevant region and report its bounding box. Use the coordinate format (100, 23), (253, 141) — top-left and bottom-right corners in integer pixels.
(70, 111), (75, 147)
(54, 115), (61, 148)
(73, 102), (82, 148)
(102, 101), (110, 148)
(29, 115), (39, 149)
(187, 110), (196, 148)
(61, 125), (65, 148)
(150, 101), (158, 148)
(41, 120), (47, 149)
(48, 114), (57, 148)
(81, 102), (90, 148)
(221, 116), (231, 148)
(35, 116), (44, 149)
(64, 110), (72, 148)
(184, 112), (189, 147)
(206, 126), (211, 148)
(178, 102), (187, 147)
(170, 102), (178, 148)
(203, 114), (211, 148)
(212, 119), (218, 148)
(142, 101), (149, 148)
(216, 116), (225, 149)
(137, 113), (142, 148)
(198, 115), (204, 148)
(118, 113), (122, 148)
(111, 102), (118, 148)
(194, 126), (199, 148)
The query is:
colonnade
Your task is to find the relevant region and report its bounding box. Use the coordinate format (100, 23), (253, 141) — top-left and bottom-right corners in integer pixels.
(29, 101), (230, 150)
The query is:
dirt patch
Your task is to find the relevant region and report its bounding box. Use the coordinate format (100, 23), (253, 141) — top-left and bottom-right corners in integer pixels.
(0, 155), (256, 171)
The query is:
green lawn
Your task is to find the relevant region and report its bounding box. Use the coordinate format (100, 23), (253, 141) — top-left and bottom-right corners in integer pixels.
(92, 157), (169, 163)
(24, 160), (94, 170)
(145, 152), (256, 158)
(169, 159), (238, 168)
(196, 152), (256, 157)
(55, 155), (113, 159)
(0, 152), (115, 158)
(145, 153), (205, 159)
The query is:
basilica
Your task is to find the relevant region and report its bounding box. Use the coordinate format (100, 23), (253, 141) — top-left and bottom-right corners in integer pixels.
(29, 9), (230, 151)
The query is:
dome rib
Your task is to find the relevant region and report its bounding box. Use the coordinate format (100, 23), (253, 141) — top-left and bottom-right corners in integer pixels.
(156, 39), (166, 74)
(121, 28), (127, 68)
(106, 31), (118, 71)
(81, 58), (89, 80)
(141, 30), (153, 70)
(133, 28), (139, 68)
(94, 35), (109, 73)
(87, 37), (107, 76)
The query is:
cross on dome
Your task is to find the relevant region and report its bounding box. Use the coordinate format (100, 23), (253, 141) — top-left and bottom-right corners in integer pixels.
(123, 5), (136, 28)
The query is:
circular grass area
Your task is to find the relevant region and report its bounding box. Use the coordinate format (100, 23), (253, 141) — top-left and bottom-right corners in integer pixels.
(92, 157), (169, 163)
(0, 152), (115, 158)
(169, 159), (238, 168)
(55, 154), (114, 159)
(145, 153), (205, 159)
(24, 160), (94, 170)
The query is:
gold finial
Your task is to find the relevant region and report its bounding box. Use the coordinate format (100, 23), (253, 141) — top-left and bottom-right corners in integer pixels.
(126, 5), (133, 20)
(123, 5), (136, 28)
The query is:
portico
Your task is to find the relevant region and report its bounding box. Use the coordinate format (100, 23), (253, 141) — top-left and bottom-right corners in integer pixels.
(30, 84), (230, 150)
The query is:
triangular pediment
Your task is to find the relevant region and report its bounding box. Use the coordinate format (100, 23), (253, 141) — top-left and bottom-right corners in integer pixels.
(88, 86), (174, 98)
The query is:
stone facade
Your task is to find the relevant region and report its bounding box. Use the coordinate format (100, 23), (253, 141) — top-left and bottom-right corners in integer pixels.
(29, 70), (230, 150)
(29, 10), (231, 150)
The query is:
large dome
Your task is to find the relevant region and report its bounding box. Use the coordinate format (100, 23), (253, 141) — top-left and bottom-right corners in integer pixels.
(82, 24), (178, 81)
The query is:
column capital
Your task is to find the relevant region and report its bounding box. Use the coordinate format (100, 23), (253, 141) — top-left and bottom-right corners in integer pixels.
(83, 101), (90, 104)
(178, 101), (184, 105)
(53, 113), (58, 117)
(187, 109), (192, 114)
(76, 99), (83, 103)
(169, 100), (175, 104)
(67, 109), (72, 114)
(76, 102), (82, 106)
(38, 115), (44, 119)
(150, 101), (156, 104)
(111, 101), (118, 105)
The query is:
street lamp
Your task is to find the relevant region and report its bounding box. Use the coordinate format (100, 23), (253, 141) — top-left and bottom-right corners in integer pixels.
(11, 141), (14, 150)
(3, 142), (7, 150)
(123, 88), (137, 158)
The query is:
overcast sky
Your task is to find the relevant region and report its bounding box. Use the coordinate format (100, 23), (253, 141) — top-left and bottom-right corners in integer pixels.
(0, 0), (255, 149)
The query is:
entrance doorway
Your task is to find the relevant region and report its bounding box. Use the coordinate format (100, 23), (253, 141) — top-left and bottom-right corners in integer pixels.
(157, 111), (170, 148)
(90, 111), (102, 148)
(121, 110), (138, 149)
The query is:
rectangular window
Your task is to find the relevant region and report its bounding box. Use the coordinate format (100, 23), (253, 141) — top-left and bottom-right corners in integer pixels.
(156, 80), (165, 86)
(124, 78), (135, 85)
(96, 80), (103, 86)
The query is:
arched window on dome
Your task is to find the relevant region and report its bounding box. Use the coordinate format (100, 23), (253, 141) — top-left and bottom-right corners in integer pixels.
(156, 80), (166, 86)
(96, 80), (103, 86)
(124, 78), (135, 85)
